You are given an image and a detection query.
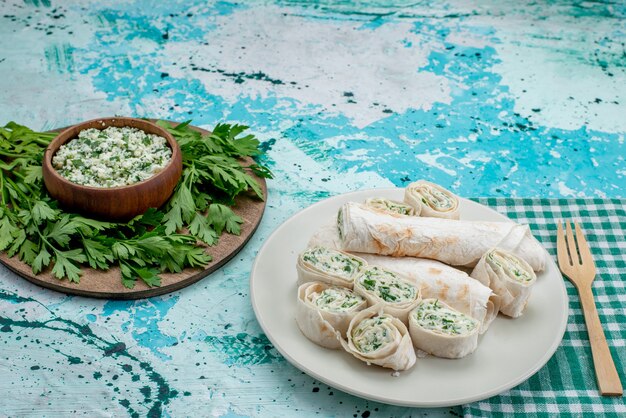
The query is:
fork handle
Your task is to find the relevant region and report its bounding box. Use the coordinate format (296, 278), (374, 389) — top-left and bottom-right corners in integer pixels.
(578, 285), (623, 396)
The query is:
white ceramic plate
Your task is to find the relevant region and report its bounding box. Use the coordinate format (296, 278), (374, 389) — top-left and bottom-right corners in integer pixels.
(250, 188), (568, 407)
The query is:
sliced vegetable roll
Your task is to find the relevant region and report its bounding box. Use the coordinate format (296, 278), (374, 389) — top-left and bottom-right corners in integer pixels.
(341, 304), (416, 371)
(408, 299), (480, 359)
(308, 224), (500, 333)
(353, 266), (421, 324)
(296, 282), (368, 349)
(356, 255), (499, 334)
(363, 197), (416, 216)
(337, 202), (546, 271)
(404, 180), (460, 219)
(470, 248), (537, 318)
(297, 246), (366, 288)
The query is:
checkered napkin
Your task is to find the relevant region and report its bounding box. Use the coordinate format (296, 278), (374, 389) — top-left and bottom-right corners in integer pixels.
(462, 198), (626, 417)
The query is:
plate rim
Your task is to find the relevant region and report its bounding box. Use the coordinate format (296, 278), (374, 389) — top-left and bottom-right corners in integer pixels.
(250, 187), (569, 407)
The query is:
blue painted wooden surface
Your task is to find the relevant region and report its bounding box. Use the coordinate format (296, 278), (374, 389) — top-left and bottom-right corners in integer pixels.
(0, 1), (624, 416)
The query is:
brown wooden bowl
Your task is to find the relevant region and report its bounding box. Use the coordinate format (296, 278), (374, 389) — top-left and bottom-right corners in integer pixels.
(42, 117), (182, 221)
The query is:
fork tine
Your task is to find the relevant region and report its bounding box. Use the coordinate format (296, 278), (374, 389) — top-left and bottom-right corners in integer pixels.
(556, 222), (571, 267)
(565, 221), (580, 265)
(574, 222), (595, 267)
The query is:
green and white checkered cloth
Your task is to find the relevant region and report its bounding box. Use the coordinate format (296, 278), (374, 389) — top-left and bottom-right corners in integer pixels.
(462, 198), (626, 417)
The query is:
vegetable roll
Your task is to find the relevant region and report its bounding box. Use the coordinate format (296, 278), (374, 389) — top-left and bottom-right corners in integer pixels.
(404, 180), (460, 219)
(470, 248), (537, 318)
(353, 266), (421, 324)
(363, 197), (416, 216)
(341, 304), (416, 371)
(408, 299), (480, 359)
(308, 223), (500, 333)
(337, 202), (545, 271)
(297, 246), (367, 288)
(356, 255), (499, 334)
(296, 281), (368, 349)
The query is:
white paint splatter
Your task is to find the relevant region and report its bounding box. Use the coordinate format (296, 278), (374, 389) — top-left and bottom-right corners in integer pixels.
(445, 32), (490, 49)
(415, 151), (457, 176)
(481, 12), (626, 133)
(164, 5), (451, 128)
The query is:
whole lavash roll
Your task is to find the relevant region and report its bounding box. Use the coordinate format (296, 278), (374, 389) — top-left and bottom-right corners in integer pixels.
(308, 223), (501, 333)
(341, 304), (416, 371)
(471, 248), (537, 318)
(404, 180), (460, 219)
(337, 202), (545, 271)
(296, 281), (368, 349)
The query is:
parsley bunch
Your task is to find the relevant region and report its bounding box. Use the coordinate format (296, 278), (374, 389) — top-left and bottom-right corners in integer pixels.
(0, 120), (272, 288)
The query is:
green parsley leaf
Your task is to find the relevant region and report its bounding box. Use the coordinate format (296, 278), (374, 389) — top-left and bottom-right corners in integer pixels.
(188, 213), (218, 245)
(185, 247), (212, 268)
(83, 239), (113, 270)
(51, 249), (87, 283)
(31, 200), (58, 225)
(18, 239), (38, 265)
(23, 165), (42, 184)
(6, 229), (26, 257)
(32, 247), (51, 274)
(208, 204), (242, 235)
(0, 216), (18, 250)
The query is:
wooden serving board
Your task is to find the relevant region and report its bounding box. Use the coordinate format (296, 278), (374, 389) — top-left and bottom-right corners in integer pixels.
(0, 123), (267, 299)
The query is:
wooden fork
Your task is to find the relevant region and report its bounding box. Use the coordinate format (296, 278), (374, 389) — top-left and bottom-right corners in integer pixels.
(556, 221), (623, 396)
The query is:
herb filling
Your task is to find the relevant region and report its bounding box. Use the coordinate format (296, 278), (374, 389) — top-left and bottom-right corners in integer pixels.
(412, 185), (454, 211)
(413, 300), (477, 335)
(487, 251), (534, 282)
(301, 247), (363, 279)
(358, 267), (417, 303)
(311, 287), (365, 312)
(352, 315), (396, 353)
(53, 126), (172, 187)
(364, 197), (414, 216)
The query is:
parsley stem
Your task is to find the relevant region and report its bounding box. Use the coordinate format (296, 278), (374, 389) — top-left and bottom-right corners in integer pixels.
(8, 194), (20, 211)
(11, 171), (37, 196)
(30, 136), (54, 146)
(5, 177), (32, 209)
(0, 171), (4, 206)
(35, 229), (56, 252)
(0, 151), (26, 158)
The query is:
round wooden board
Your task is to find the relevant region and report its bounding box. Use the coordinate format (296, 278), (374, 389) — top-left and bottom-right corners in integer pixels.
(0, 122), (267, 299)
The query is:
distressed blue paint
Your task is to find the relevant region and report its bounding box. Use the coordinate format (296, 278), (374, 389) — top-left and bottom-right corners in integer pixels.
(0, 0), (624, 416)
(68, 3), (624, 198)
(102, 297), (179, 361)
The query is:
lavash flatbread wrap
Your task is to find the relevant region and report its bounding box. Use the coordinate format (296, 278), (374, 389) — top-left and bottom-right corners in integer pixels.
(297, 247), (367, 288)
(337, 202), (545, 271)
(308, 224), (500, 333)
(353, 266), (422, 324)
(364, 197), (416, 216)
(471, 248), (537, 318)
(341, 304), (416, 371)
(408, 299), (480, 359)
(404, 180), (460, 219)
(296, 281), (368, 349)
(356, 255), (499, 334)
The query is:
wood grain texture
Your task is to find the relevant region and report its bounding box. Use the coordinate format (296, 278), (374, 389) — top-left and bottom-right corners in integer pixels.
(42, 117), (183, 221)
(556, 221), (623, 396)
(1, 122), (267, 299)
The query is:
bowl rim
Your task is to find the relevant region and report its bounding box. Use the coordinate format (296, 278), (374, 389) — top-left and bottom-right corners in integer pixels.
(43, 116), (182, 192)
